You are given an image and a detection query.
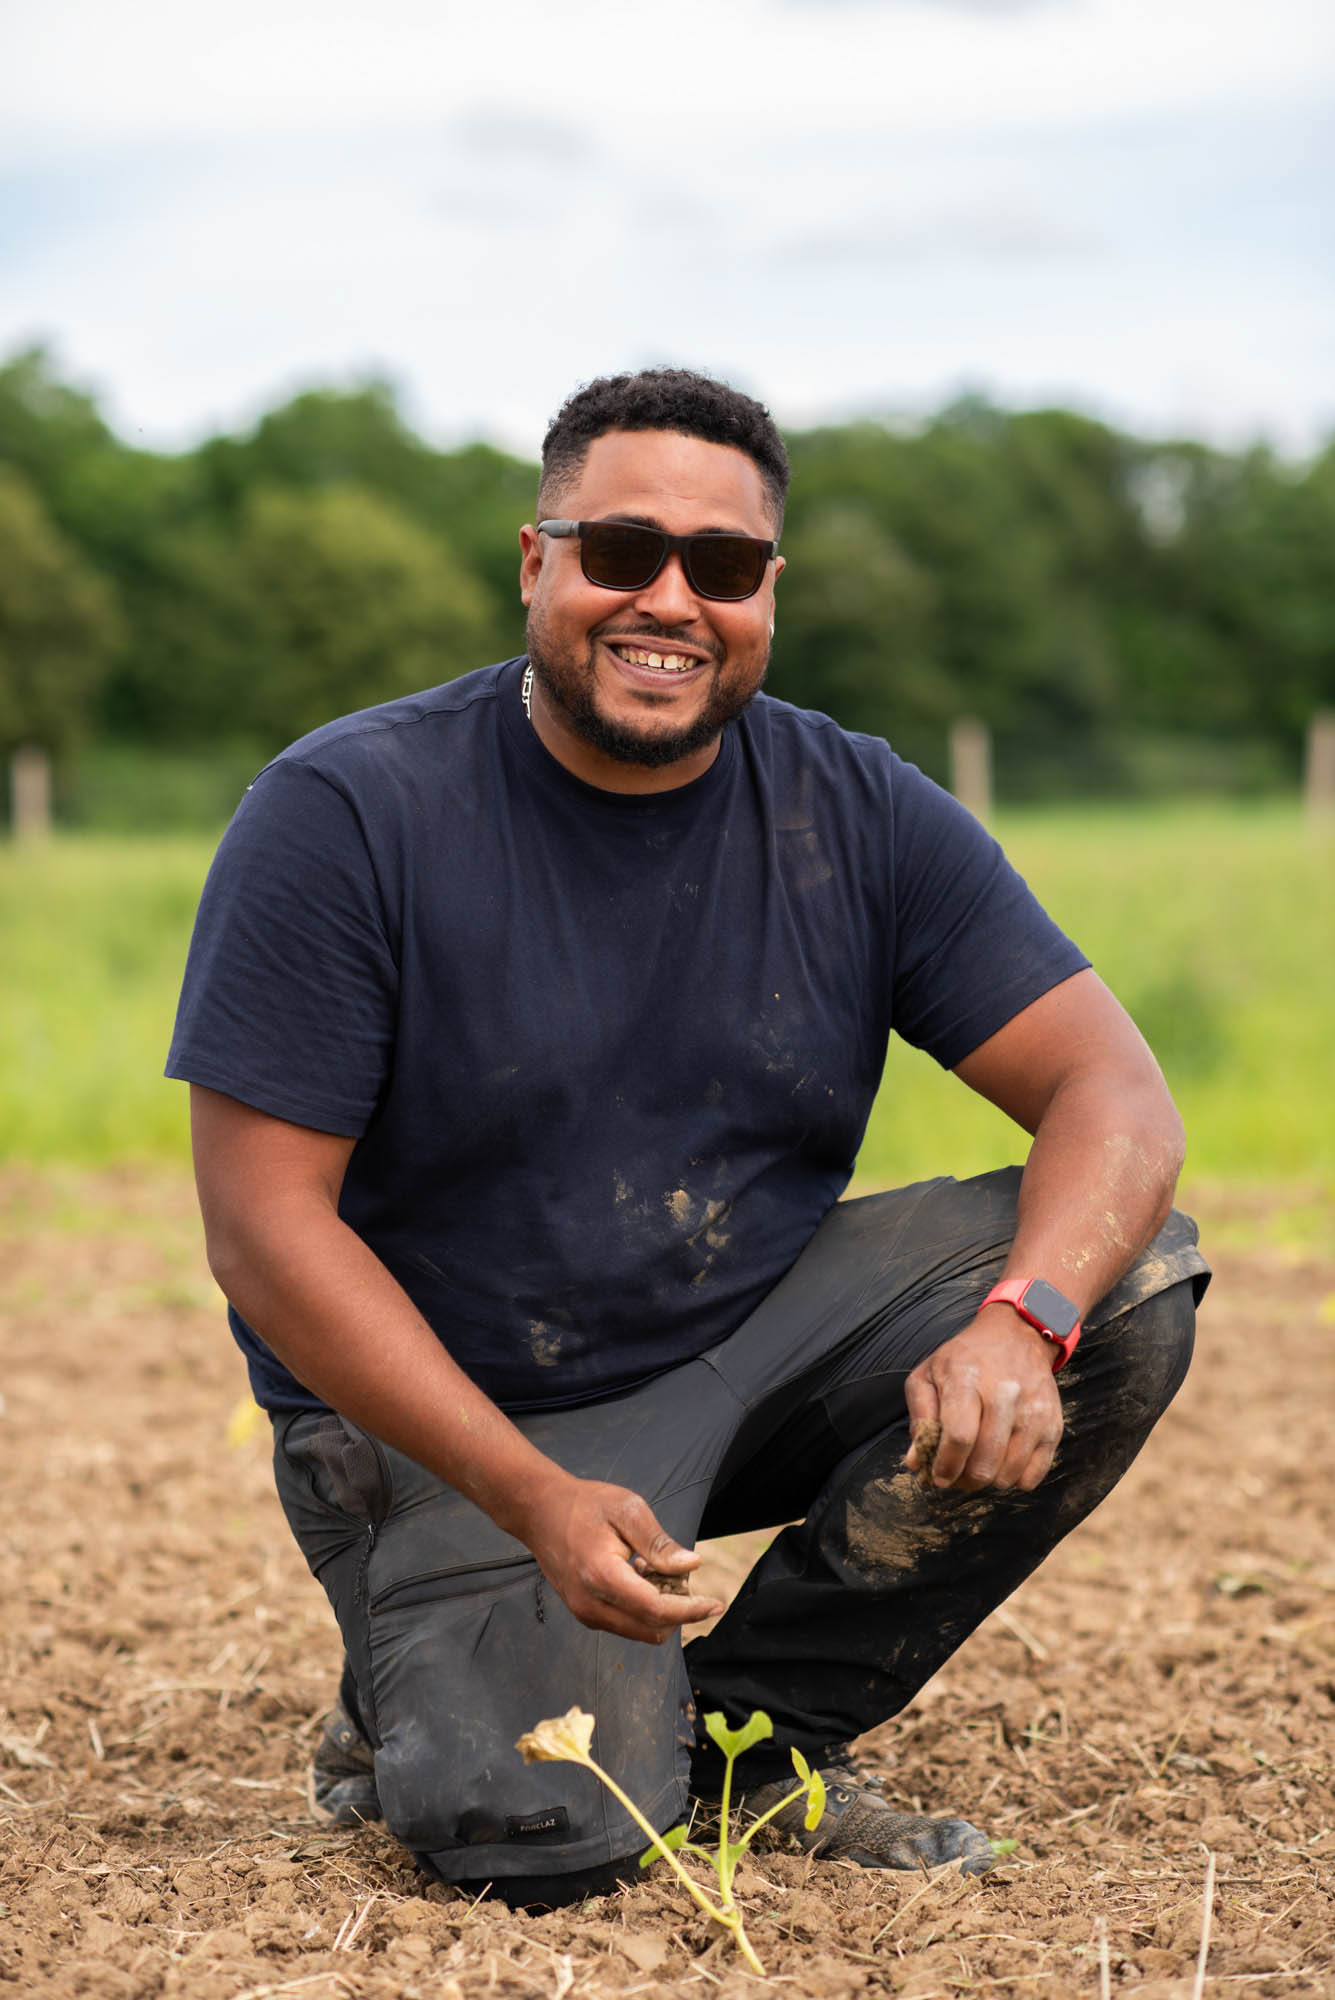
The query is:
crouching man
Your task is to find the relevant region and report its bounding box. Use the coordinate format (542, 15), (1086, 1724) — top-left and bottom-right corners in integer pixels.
(168, 367), (1208, 1907)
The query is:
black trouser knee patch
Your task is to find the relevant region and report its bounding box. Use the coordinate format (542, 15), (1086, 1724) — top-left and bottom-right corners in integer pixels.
(419, 1850), (644, 1912)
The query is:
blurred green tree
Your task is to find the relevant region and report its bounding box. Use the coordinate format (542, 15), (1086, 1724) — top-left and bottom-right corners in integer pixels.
(0, 464), (123, 759)
(196, 384), (531, 662)
(234, 482), (495, 741)
(769, 499), (944, 760)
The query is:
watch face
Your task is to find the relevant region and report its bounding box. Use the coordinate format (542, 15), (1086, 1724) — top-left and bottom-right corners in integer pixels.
(1021, 1278), (1081, 1339)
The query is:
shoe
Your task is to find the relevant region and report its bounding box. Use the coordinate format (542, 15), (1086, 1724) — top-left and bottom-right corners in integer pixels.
(309, 1698), (383, 1826)
(718, 1747), (996, 1877)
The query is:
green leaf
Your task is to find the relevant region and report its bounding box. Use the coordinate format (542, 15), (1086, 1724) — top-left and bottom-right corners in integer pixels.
(704, 1709), (774, 1761)
(789, 1748), (811, 1783)
(990, 1837), (1020, 1857)
(639, 1823), (690, 1869)
(803, 1769), (827, 1832)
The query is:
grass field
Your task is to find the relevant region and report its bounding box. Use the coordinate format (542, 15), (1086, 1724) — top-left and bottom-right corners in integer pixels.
(2, 804), (1332, 1205)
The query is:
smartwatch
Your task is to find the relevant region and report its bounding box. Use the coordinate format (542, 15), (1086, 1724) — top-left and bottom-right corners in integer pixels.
(980, 1277), (1082, 1372)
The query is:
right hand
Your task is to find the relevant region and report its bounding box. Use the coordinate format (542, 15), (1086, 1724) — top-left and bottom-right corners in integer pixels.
(517, 1470), (725, 1644)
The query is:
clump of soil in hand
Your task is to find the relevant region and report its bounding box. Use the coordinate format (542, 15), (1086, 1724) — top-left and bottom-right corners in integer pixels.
(912, 1418), (942, 1489)
(642, 1569), (689, 1596)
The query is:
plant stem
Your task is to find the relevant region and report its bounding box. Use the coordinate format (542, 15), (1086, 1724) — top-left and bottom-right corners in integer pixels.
(570, 1750), (765, 1977)
(717, 1748), (736, 1897)
(735, 1778), (809, 1846)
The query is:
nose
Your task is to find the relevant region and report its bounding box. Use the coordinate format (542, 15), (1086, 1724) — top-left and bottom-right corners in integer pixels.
(630, 548), (700, 625)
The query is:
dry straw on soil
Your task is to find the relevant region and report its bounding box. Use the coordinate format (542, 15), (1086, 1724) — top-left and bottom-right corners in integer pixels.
(1, 1170), (1332, 1999)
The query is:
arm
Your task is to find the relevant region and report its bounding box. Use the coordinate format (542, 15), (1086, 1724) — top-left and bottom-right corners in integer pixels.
(904, 968), (1185, 1494)
(191, 1085), (723, 1643)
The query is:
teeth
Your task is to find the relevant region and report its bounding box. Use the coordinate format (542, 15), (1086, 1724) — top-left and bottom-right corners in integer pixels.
(614, 645), (698, 672)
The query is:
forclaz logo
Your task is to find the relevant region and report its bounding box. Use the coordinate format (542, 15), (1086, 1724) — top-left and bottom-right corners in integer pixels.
(505, 1805), (570, 1838)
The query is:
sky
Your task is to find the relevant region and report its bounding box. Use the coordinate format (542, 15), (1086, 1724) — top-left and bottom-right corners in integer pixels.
(1, 0), (1332, 461)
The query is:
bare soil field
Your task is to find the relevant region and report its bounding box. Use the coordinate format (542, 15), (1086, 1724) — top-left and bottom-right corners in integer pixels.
(1, 1170), (1331, 2000)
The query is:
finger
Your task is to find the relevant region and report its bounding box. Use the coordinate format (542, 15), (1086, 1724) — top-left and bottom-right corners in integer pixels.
(580, 1571), (724, 1642)
(609, 1566), (724, 1628)
(584, 1607), (707, 1645)
(569, 1599), (679, 1645)
(611, 1496), (703, 1575)
(927, 1383), (984, 1488)
(959, 1399), (1061, 1492)
(630, 1547), (702, 1580)
(998, 1378), (1063, 1485)
(645, 1591), (727, 1630)
(986, 1409), (1060, 1491)
(956, 1388), (1023, 1489)
(1014, 1430), (1062, 1493)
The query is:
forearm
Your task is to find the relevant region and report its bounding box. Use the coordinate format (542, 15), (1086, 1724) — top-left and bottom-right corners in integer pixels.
(206, 1199), (565, 1539)
(906, 1071), (1184, 1492)
(910, 971), (1185, 1492)
(1003, 1067), (1185, 1316)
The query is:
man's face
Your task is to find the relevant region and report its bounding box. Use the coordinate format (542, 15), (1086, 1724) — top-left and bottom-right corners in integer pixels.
(519, 429), (783, 791)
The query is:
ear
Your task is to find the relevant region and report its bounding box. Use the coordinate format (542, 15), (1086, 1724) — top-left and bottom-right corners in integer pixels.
(519, 523), (543, 606)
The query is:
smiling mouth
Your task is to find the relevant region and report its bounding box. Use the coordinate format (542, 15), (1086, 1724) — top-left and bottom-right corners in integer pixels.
(608, 642), (708, 676)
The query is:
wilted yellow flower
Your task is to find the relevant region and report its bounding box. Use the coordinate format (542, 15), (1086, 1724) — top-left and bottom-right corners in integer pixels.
(516, 1708), (596, 1764)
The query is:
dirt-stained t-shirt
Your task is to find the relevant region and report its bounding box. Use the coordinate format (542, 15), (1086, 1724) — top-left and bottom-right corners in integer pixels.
(166, 657), (1088, 1413)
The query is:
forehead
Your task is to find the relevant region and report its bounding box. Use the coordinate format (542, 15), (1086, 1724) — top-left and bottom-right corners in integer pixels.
(566, 429), (775, 535)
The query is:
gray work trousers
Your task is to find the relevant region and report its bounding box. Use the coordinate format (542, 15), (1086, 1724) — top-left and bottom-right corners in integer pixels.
(271, 1168), (1208, 1890)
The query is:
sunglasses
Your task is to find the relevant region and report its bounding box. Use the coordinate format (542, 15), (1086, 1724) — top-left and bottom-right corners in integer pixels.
(538, 519), (779, 602)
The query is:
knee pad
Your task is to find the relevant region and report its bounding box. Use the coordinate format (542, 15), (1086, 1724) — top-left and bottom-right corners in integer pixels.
(423, 1849), (647, 1912)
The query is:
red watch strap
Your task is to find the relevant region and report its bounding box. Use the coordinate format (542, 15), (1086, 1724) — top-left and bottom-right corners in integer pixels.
(980, 1278), (1082, 1372)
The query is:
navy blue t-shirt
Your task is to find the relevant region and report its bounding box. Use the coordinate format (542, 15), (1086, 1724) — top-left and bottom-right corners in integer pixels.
(167, 658), (1087, 1413)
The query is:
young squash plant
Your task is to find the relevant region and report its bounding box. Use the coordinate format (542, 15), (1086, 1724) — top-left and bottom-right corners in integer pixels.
(517, 1706), (824, 1976)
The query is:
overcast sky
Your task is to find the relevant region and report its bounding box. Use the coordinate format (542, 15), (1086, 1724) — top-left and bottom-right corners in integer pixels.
(2, 0), (1332, 459)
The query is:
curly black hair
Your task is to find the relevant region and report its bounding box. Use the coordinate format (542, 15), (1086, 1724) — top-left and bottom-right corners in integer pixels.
(538, 367), (790, 527)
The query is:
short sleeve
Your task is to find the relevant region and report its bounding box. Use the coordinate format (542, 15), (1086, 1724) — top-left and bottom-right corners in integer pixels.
(887, 761), (1089, 1069)
(165, 761), (398, 1135)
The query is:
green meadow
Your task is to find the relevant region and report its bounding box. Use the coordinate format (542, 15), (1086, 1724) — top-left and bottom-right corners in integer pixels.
(2, 806), (1332, 1211)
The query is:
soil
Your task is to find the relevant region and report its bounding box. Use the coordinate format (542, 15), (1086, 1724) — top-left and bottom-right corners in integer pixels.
(1, 1169), (1332, 1999)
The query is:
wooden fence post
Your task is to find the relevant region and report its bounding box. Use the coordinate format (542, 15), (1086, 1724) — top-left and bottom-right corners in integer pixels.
(949, 716), (992, 825)
(1305, 711), (1335, 824)
(10, 745), (52, 841)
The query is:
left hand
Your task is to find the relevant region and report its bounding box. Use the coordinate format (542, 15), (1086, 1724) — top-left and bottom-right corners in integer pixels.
(903, 1306), (1064, 1493)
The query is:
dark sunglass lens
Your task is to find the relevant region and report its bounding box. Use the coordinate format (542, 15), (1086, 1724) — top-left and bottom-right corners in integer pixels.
(580, 523), (663, 590)
(687, 536), (769, 600)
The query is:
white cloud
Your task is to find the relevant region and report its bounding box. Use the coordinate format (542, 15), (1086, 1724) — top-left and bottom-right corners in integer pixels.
(1, 0), (1331, 453)
(3, 0), (1331, 160)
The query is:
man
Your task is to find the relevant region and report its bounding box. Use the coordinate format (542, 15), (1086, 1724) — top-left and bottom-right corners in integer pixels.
(168, 368), (1208, 1908)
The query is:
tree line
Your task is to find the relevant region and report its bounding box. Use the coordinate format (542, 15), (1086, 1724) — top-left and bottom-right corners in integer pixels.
(2, 345), (1332, 810)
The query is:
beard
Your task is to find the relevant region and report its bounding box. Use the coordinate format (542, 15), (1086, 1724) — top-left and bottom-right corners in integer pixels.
(524, 610), (768, 771)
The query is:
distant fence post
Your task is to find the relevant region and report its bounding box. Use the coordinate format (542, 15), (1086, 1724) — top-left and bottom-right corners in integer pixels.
(1305, 711), (1335, 825)
(10, 745), (52, 841)
(949, 716), (992, 825)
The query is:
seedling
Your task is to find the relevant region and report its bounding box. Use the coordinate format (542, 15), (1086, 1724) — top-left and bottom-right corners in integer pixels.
(517, 1706), (824, 1976)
